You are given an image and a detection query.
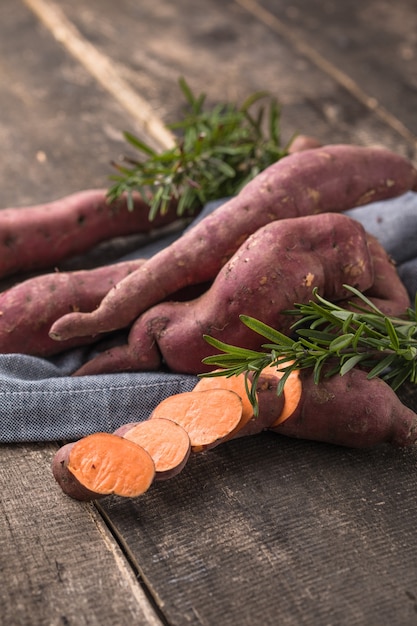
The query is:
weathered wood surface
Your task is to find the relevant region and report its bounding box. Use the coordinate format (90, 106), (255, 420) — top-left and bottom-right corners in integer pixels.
(0, 443), (163, 626)
(99, 434), (417, 626)
(55, 0), (417, 160)
(1, 0), (417, 625)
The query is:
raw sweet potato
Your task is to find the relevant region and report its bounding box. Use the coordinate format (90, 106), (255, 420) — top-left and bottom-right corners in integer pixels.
(114, 417), (191, 480)
(0, 189), (181, 279)
(193, 372), (255, 435)
(287, 134), (322, 153)
(270, 367), (417, 448)
(268, 367), (303, 428)
(50, 144), (417, 342)
(346, 234), (410, 315)
(51, 369), (417, 503)
(0, 259), (145, 356)
(150, 388), (243, 452)
(193, 371), (285, 439)
(71, 212), (385, 376)
(51, 432), (155, 501)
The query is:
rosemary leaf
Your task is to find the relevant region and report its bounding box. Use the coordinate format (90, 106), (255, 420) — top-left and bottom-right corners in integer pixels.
(202, 284), (417, 412)
(240, 315), (294, 345)
(340, 354), (367, 376)
(107, 78), (287, 219)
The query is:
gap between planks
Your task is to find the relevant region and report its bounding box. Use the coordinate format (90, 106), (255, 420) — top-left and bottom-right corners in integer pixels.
(234, 0), (417, 150)
(86, 502), (166, 626)
(24, 0), (417, 152)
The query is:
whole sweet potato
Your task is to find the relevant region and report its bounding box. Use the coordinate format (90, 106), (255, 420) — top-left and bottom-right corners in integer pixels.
(271, 367), (417, 448)
(0, 259), (145, 356)
(50, 144), (417, 343)
(72, 212), (384, 376)
(0, 189), (181, 279)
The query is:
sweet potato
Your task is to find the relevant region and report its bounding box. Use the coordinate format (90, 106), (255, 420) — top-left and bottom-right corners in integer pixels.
(346, 234), (410, 315)
(193, 372), (255, 435)
(0, 259), (145, 356)
(268, 368), (303, 428)
(287, 134), (322, 153)
(270, 367), (417, 448)
(150, 389), (243, 452)
(71, 212), (383, 376)
(50, 144), (417, 342)
(193, 371), (285, 439)
(0, 189), (181, 279)
(51, 432), (155, 501)
(113, 418), (191, 480)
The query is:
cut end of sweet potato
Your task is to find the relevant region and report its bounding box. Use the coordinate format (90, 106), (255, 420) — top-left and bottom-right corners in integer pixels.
(193, 371), (254, 437)
(150, 389), (243, 452)
(117, 418), (191, 480)
(266, 365), (303, 427)
(53, 433), (155, 500)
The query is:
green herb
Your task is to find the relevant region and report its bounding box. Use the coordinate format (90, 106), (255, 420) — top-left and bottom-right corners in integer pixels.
(107, 77), (288, 220)
(202, 286), (417, 413)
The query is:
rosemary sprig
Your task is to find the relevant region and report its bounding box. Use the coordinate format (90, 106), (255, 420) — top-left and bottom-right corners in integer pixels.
(107, 77), (288, 220)
(202, 286), (417, 411)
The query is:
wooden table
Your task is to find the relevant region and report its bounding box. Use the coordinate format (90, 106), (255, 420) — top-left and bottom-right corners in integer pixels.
(1, 1), (417, 624)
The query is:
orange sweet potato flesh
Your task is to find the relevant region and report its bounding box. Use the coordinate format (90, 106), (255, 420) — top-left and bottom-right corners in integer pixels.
(193, 372), (254, 434)
(0, 190), (182, 280)
(269, 368), (303, 427)
(271, 368), (417, 448)
(193, 371), (285, 439)
(52, 432), (155, 501)
(150, 389), (243, 452)
(234, 369), (286, 437)
(71, 212), (377, 376)
(50, 144), (417, 342)
(114, 418), (191, 480)
(0, 259), (145, 356)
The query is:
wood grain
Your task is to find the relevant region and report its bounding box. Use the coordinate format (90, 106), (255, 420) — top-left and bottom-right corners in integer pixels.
(99, 434), (417, 626)
(1, 0), (417, 624)
(0, 443), (162, 626)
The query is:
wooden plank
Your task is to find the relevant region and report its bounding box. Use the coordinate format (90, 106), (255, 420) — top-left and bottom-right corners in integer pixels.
(0, 0), (161, 208)
(0, 443), (163, 626)
(0, 2), (165, 624)
(23, 0), (176, 152)
(1, 2), (416, 626)
(50, 0), (416, 159)
(99, 434), (417, 626)
(253, 0), (417, 146)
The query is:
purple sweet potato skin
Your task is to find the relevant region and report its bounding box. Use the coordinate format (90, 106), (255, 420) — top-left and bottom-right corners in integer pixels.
(0, 189), (180, 279)
(73, 212), (375, 376)
(0, 259), (145, 356)
(349, 234), (410, 314)
(113, 423), (140, 438)
(271, 368), (417, 448)
(50, 144), (417, 341)
(51, 442), (102, 501)
(232, 372), (285, 438)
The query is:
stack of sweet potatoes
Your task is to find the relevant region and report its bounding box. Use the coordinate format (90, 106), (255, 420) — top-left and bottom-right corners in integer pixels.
(1, 143), (417, 464)
(0, 144), (415, 367)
